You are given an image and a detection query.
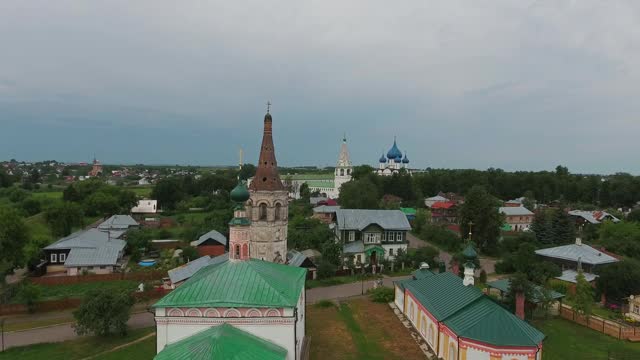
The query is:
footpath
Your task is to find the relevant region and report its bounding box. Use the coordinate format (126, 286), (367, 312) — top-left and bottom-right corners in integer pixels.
(2, 275), (410, 350)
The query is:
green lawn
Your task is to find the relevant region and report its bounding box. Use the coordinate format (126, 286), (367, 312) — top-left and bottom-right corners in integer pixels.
(535, 318), (640, 360)
(127, 187), (153, 197)
(92, 335), (156, 360)
(306, 274), (382, 289)
(30, 191), (63, 200)
(37, 280), (138, 301)
(0, 328), (155, 360)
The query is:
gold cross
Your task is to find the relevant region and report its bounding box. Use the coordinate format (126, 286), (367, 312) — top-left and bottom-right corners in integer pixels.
(267, 101), (272, 113)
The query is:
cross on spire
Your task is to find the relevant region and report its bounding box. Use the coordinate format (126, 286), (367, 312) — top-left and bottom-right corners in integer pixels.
(467, 221), (474, 242)
(266, 101), (271, 114)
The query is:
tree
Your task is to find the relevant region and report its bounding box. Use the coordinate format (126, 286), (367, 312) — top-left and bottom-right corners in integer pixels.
(84, 191), (120, 216)
(350, 165), (375, 180)
(549, 209), (575, 245)
(627, 208), (640, 223)
(238, 163), (256, 181)
(73, 288), (134, 337)
(181, 246), (200, 262)
(0, 169), (14, 188)
(596, 260), (640, 302)
(598, 221), (640, 260)
(412, 246), (440, 270)
(21, 197), (42, 216)
(339, 178), (380, 209)
(459, 186), (503, 254)
(320, 241), (342, 266)
(505, 272), (534, 314)
(43, 201), (85, 236)
(299, 183), (311, 201)
(17, 281), (42, 313)
(412, 208), (429, 234)
(0, 207), (29, 274)
(151, 177), (186, 210)
(574, 270), (593, 315)
(316, 260), (337, 280)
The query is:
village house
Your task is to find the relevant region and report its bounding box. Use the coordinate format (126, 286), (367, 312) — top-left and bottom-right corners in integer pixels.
(499, 206), (534, 232)
(190, 229), (227, 257)
(43, 228), (126, 276)
(568, 210), (620, 226)
(131, 199), (158, 215)
(394, 247), (545, 360)
(311, 205), (340, 224)
(336, 209), (410, 265)
(430, 201), (458, 224)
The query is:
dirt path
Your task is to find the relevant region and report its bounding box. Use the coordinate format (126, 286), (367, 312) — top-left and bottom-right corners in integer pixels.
(80, 331), (156, 360)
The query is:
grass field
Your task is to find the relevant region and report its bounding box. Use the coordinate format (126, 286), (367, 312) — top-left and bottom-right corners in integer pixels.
(0, 328), (155, 360)
(535, 318), (640, 360)
(127, 187), (153, 197)
(307, 298), (424, 360)
(30, 191), (63, 200)
(92, 335), (156, 360)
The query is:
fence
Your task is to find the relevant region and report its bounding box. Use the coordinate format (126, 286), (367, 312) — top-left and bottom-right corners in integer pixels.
(560, 304), (640, 340)
(30, 270), (166, 286)
(0, 289), (171, 316)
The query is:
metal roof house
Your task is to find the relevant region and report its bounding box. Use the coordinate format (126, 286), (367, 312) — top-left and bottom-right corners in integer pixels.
(395, 271), (545, 360)
(43, 229), (126, 276)
(336, 209), (411, 266)
(568, 210), (620, 225)
(190, 229), (228, 257)
(97, 215), (139, 231)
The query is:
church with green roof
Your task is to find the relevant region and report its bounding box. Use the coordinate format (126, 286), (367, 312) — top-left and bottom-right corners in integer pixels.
(394, 245), (545, 360)
(153, 110), (307, 360)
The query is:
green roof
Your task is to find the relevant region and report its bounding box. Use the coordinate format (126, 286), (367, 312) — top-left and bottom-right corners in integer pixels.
(400, 207), (416, 215)
(444, 297), (545, 347)
(404, 272), (546, 347)
(394, 278), (413, 291)
(154, 323), (287, 360)
(405, 272), (484, 320)
(487, 278), (565, 303)
(154, 258), (306, 308)
(305, 180), (335, 189)
(412, 268), (435, 280)
(462, 243), (477, 260)
(283, 174), (334, 180)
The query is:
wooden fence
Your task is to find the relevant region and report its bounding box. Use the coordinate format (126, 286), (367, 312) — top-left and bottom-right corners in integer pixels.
(30, 270), (166, 286)
(0, 289), (171, 316)
(560, 304), (640, 340)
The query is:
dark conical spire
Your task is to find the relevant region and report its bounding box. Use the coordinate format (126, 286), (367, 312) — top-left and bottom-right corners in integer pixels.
(250, 109), (284, 191)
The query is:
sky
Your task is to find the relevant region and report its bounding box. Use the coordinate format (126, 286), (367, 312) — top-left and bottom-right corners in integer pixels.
(1, 1), (640, 174)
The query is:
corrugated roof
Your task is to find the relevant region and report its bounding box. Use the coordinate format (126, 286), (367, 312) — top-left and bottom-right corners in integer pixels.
(568, 210), (620, 224)
(400, 207), (416, 215)
(154, 258), (306, 308)
(343, 241), (364, 254)
(499, 206), (534, 216)
(97, 215), (138, 230)
(394, 278), (413, 291)
(191, 229), (227, 247)
(412, 268), (435, 280)
(286, 250), (309, 267)
(405, 272), (484, 320)
(555, 269), (598, 283)
(312, 205), (341, 213)
(64, 246), (123, 267)
(154, 323), (287, 360)
(487, 279), (565, 303)
(535, 243), (618, 265)
(444, 297), (545, 347)
(283, 174), (334, 180)
(168, 256), (212, 284)
(305, 180), (335, 189)
(336, 209), (411, 231)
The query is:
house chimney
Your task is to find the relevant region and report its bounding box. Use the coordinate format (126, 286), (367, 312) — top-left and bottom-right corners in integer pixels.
(516, 292), (526, 320)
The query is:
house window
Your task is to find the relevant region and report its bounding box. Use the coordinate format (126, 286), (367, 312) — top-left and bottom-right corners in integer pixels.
(348, 231), (355, 242)
(235, 245), (241, 259)
(387, 232), (395, 241)
(634, 305), (640, 315)
(100, 266), (106, 269)
(396, 232), (404, 242)
(50, 253), (57, 263)
(88, 266), (94, 270)
(59, 253), (66, 263)
(364, 233), (379, 244)
(389, 248), (394, 256)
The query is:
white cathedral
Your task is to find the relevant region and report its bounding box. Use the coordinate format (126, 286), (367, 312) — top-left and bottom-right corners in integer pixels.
(283, 136), (353, 199)
(376, 137), (410, 176)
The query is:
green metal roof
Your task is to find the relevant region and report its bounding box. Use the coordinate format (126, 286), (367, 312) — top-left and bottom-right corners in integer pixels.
(444, 297), (545, 347)
(364, 245), (384, 256)
(412, 268), (435, 280)
(400, 207), (416, 215)
(462, 243), (478, 260)
(487, 278), (565, 303)
(394, 278), (413, 291)
(283, 174), (334, 180)
(405, 272), (484, 320)
(305, 180), (335, 189)
(154, 323), (287, 360)
(154, 258), (306, 308)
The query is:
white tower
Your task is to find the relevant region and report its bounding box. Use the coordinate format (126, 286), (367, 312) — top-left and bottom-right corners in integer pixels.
(334, 135), (352, 198)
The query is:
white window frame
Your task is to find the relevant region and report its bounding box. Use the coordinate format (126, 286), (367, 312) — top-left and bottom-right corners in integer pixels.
(59, 253), (66, 263)
(50, 253), (57, 263)
(348, 231), (355, 242)
(364, 232), (379, 244)
(396, 231), (404, 242)
(387, 232), (395, 241)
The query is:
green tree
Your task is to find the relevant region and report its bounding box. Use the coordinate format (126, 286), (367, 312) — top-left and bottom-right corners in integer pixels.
(413, 208), (428, 233)
(459, 186), (503, 254)
(44, 201), (85, 236)
(84, 191), (120, 216)
(316, 260), (337, 280)
(0, 207), (29, 274)
(73, 288), (134, 337)
(598, 221), (640, 260)
(151, 177), (186, 210)
(21, 197), (42, 216)
(574, 270), (593, 315)
(299, 183), (311, 201)
(350, 165), (375, 180)
(596, 260), (640, 302)
(17, 281), (42, 313)
(181, 246), (200, 262)
(0, 169), (14, 188)
(412, 246), (440, 269)
(550, 209), (576, 245)
(505, 272), (534, 314)
(627, 208), (640, 223)
(339, 178), (380, 209)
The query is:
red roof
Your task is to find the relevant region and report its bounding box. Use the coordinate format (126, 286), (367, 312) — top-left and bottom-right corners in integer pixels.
(431, 201), (456, 209)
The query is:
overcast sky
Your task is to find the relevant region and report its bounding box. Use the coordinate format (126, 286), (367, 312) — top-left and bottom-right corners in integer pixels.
(1, 1), (640, 174)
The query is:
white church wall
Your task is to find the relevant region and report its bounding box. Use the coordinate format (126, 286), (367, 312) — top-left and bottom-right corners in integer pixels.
(466, 347), (490, 360)
(394, 285), (404, 311)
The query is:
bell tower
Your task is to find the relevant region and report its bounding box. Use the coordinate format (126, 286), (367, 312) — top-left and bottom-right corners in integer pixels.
(334, 134), (353, 198)
(247, 106), (288, 263)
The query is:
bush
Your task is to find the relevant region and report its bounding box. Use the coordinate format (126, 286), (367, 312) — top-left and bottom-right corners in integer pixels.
(73, 288), (134, 337)
(316, 261), (337, 280)
(479, 269), (487, 284)
(315, 300), (335, 308)
(368, 287), (394, 303)
(17, 281), (42, 313)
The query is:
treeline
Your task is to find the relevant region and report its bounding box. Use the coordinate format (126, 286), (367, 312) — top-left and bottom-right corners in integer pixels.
(343, 165), (640, 209)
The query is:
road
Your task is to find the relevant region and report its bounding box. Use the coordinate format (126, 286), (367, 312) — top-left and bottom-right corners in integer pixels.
(2, 276), (410, 350)
(406, 232), (495, 274)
